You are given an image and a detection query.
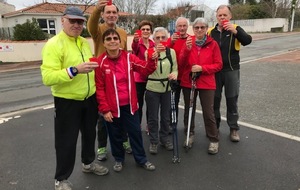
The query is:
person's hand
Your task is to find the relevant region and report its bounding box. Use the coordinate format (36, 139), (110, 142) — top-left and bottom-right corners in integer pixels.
(191, 64), (202, 72)
(133, 32), (140, 42)
(76, 62), (99, 74)
(151, 49), (159, 60)
(186, 36), (193, 50)
(103, 111), (113, 122)
(96, 0), (108, 10)
(168, 73), (177, 81)
(171, 33), (179, 43)
(223, 21), (237, 34)
(156, 43), (166, 53)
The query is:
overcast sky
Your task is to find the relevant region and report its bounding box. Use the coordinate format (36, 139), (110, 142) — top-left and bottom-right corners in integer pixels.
(7, 0), (229, 12)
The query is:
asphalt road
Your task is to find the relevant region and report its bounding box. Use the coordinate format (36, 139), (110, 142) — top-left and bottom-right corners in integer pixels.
(0, 33), (300, 190)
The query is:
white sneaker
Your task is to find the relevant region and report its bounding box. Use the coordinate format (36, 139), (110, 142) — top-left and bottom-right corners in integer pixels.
(208, 142), (219, 154)
(82, 162), (109, 176)
(55, 180), (72, 190)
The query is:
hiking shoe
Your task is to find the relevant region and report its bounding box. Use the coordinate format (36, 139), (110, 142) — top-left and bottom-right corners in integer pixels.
(55, 180), (72, 190)
(230, 129), (240, 142)
(97, 147), (107, 161)
(149, 143), (158, 154)
(82, 162), (109, 176)
(141, 161), (155, 171)
(161, 141), (173, 151)
(113, 162), (123, 172)
(123, 141), (132, 154)
(183, 135), (194, 148)
(208, 142), (219, 154)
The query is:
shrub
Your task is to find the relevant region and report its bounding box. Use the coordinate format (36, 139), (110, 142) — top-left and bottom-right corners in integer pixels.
(13, 18), (46, 41)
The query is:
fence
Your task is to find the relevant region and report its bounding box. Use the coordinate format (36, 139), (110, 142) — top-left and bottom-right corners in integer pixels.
(0, 27), (14, 40)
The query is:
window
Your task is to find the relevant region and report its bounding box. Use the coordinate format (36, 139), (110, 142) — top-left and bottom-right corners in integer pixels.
(190, 10), (204, 22)
(37, 19), (56, 35)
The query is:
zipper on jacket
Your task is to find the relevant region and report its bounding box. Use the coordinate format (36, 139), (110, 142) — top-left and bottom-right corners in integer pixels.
(228, 34), (234, 71)
(75, 38), (90, 99)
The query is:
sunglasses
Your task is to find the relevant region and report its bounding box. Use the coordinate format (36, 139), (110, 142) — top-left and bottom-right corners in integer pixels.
(193, 26), (207, 30)
(141, 28), (151, 31)
(155, 36), (166, 40)
(66, 18), (84, 25)
(105, 36), (119, 41)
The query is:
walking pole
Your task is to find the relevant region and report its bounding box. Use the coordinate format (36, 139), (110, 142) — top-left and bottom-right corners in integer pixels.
(170, 80), (180, 163)
(185, 72), (200, 151)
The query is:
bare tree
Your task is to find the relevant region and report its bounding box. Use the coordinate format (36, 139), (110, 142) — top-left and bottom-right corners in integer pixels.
(54, 0), (97, 12)
(113, 0), (158, 15)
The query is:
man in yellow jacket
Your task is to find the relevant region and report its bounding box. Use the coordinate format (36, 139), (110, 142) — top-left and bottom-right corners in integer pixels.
(41, 6), (109, 190)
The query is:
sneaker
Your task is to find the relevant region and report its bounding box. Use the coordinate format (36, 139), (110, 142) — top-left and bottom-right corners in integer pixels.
(123, 141), (132, 154)
(55, 180), (72, 190)
(141, 161), (155, 171)
(208, 142), (219, 154)
(113, 162), (123, 172)
(149, 143), (158, 154)
(230, 129), (240, 142)
(183, 135), (194, 148)
(161, 141), (173, 151)
(97, 147), (107, 161)
(82, 162), (109, 176)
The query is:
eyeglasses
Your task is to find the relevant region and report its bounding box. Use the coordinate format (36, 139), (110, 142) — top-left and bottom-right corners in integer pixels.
(193, 26), (207, 30)
(141, 28), (151, 31)
(104, 36), (119, 41)
(155, 36), (166, 40)
(67, 18), (84, 25)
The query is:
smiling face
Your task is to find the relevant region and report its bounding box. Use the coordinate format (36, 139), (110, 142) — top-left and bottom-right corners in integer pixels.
(140, 24), (152, 39)
(101, 5), (119, 27)
(193, 22), (208, 40)
(103, 33), (121, 51)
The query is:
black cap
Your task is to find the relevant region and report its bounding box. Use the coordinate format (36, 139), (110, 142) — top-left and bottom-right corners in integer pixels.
(63, 6), (86, 21)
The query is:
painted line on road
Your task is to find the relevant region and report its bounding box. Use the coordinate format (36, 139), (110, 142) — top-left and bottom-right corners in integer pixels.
(240, 49), (299, 64)
(1, 104), (299, 142)
(178, 105), (300, 142)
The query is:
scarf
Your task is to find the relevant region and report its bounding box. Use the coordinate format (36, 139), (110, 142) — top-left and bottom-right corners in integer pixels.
(195, 35), (207, 47)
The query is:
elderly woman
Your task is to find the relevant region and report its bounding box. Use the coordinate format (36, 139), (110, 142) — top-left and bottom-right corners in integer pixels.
(94, 29), (157, 172)
(179, 18), (223, 154)
(145, 27), (178, 154)
(131, 20), (155, 129)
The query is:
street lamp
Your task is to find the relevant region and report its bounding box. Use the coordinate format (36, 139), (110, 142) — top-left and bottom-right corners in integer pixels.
(290, 1), (296, 32)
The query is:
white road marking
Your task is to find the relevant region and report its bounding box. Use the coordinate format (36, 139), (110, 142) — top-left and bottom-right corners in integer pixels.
(178, 105), (300, 142)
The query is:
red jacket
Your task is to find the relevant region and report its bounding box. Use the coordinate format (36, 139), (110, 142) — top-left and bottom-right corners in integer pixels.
(167, 34), (191, 80)
(179, 35), (223, 90)
(95, 50), (156, 117)
(131, 38), (155, 82)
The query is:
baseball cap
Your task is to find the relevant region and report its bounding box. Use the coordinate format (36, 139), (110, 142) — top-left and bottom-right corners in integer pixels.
(63, 6), (86, 21)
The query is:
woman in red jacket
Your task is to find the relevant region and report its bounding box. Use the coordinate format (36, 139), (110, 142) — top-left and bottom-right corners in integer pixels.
(179, 18), (223, 154)
(94, 29), (157, 172)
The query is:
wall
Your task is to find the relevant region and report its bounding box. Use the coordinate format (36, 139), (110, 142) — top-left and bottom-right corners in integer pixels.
(0, 18), (289, 63)
(0, 36), (135, 62)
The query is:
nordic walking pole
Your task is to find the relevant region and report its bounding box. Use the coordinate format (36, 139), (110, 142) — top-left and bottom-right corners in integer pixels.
(170, 80), (180, 163)
(185, 72), (200, 151)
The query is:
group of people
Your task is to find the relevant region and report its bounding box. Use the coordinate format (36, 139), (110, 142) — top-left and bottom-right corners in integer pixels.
(40, 1), (251, 190)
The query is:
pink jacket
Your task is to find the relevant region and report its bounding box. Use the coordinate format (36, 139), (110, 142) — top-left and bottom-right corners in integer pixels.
(131, 38), (155, 82)
(95, 50), (156, 117)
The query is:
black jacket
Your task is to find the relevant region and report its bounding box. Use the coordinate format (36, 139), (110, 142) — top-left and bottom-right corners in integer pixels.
(208, 24), (252, 71)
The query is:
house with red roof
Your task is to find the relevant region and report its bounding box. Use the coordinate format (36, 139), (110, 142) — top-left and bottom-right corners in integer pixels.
(1, 2), (132, 36)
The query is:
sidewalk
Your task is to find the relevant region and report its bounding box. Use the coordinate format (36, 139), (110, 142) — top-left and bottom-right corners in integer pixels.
(0, 32), (299, 73)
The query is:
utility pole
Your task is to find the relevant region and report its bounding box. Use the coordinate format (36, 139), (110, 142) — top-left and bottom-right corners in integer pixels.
(290, 0), (296, 32)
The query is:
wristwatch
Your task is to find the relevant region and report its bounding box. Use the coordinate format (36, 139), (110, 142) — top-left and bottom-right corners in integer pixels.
(71, 67), (78, 76)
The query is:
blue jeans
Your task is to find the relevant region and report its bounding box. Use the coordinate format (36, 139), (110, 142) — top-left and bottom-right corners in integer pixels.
(106, 105), (147, 165)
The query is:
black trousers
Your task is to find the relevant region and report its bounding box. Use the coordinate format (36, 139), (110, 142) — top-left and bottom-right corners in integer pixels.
(54, 95), (98, 181)
(214, 70), (240, 130)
